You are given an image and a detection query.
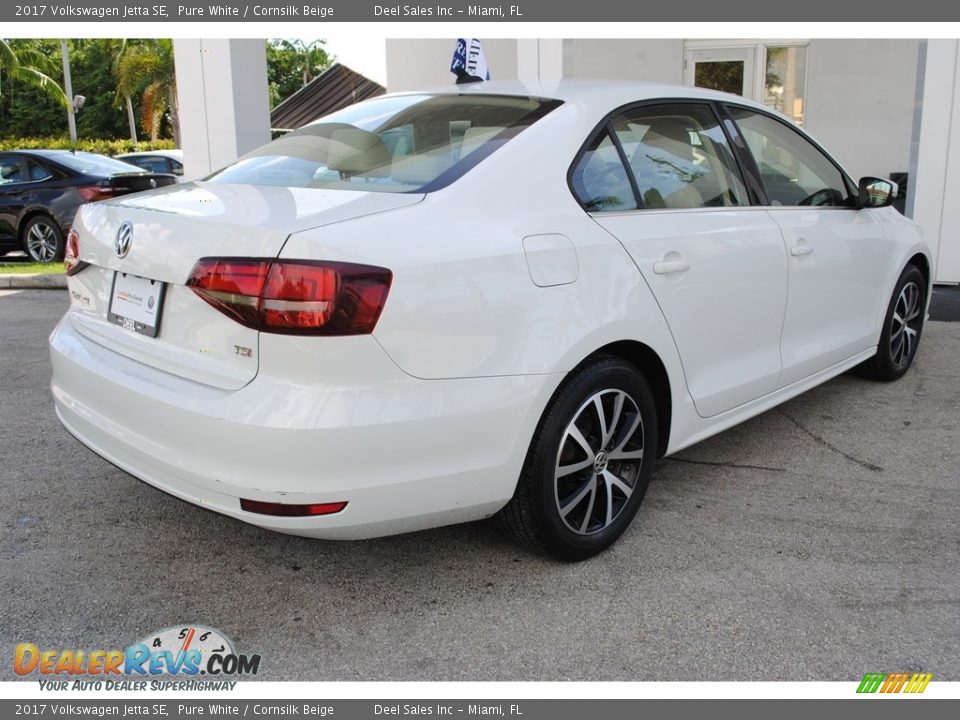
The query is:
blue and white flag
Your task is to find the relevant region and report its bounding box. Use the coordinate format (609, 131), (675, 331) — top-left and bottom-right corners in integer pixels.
(451, 38), (490, 84)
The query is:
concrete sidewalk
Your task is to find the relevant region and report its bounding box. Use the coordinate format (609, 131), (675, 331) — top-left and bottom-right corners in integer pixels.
(0, 273), (66, 289)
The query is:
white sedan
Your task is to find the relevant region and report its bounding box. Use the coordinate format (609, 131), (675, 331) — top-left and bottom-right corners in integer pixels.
(50, 82), (931, 560)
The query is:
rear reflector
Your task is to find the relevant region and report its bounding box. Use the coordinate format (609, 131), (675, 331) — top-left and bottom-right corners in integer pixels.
(240, 499), (347, 517)
(186, 258), (391, 335)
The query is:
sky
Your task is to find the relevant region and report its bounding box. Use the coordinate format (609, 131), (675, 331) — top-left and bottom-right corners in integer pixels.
(308, 35), (388, 86)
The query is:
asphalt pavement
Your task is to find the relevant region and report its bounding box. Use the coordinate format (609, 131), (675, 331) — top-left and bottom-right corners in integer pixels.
(931, 285), (960, 321)
(1, 288), (958, 681)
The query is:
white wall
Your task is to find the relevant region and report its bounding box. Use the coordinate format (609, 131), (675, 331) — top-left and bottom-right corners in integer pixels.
(804, 39), (921, 182)
(911, 40), (960, 283)
(563, 39), (683, 84)
(384, 38), (684, 88)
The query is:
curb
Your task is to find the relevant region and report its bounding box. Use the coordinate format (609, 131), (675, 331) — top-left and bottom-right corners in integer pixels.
(0, 273), (67, 289)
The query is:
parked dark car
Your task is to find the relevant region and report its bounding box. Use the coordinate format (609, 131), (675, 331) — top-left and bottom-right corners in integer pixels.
(0, 150), (177, 262)
(114, 150), (184, 180)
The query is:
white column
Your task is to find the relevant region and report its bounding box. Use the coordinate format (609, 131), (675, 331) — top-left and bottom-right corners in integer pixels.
(173, 39), (271, 181)
(516, 40), (564, 84)
(910, 40), (960, 283)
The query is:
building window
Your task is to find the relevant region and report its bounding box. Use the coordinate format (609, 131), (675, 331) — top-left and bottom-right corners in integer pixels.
(764, 46), (807, 125)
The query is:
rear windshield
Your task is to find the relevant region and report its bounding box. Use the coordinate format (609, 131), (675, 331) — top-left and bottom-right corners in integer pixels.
(53, 152), (146, 176)
(206, 93), (563, 193)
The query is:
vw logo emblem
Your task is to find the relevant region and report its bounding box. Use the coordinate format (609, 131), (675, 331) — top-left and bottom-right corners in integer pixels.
(114, 221), (133, 259)
(593, 451), (609, 474)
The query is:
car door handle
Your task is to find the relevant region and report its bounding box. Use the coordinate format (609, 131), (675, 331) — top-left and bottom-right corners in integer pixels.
(790, 244), (813, 257)
(653, 258), (691, 275)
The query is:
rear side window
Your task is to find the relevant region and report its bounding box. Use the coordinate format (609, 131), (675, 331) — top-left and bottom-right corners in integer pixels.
(569, 131), (637, 212)
(612, 104), (748, 209)
(727, 107), (851, 207)
(208, 93), (563, 193)
(28, 161), (52, 181)
(127, 156), (171, 174)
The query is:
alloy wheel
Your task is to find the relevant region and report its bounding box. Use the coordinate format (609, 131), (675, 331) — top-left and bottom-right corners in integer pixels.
(554, 389), (644, 535)
(890, 280), (922, 368)
(26, 221), (59, 263)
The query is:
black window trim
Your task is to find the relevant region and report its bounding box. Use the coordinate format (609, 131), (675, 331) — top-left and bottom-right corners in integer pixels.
(718, 101), (860, 209)
(712, 104), (769, 206)
(567, 98), (758, 214)
(568, 97), (862, 214)
(606, 122), (643, 210)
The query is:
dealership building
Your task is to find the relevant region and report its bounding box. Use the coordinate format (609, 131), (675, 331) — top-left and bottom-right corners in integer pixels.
(173, 38), (960, 283)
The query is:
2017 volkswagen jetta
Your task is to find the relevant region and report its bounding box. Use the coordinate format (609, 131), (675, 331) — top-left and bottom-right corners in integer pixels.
(49, 82), (931, 559)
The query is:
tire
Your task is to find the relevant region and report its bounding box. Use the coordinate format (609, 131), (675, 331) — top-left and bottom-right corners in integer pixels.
(22, 215), (65, 263)
(855, 264), (926, 382)
(498, 356), (658, 561)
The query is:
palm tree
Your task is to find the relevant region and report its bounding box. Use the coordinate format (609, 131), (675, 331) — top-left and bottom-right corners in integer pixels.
(115, 39), (179, 146)
(277, 39), (330, 87)
(105, 39), (138, 142)
(0, 38), (68, 107)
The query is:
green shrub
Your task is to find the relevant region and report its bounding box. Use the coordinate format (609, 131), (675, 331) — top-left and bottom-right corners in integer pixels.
(0, 137), (176, 155)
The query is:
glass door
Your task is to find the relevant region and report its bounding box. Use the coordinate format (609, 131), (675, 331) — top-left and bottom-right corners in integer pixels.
(684, 47), (756, 98)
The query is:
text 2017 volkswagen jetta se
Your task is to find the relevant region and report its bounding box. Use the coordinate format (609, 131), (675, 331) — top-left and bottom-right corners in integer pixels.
(50, 82), (931, 559)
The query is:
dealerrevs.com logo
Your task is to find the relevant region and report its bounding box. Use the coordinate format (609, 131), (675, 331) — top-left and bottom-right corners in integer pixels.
(856, 672), (933, 694)
(14, 625), (260, 691)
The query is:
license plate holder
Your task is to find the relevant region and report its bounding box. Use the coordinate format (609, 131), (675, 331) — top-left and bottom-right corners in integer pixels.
(107, 271), (165, 338)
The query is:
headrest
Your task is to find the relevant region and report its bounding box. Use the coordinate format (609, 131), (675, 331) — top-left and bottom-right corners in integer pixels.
(461, 126), (503, 150)
(0, 162), (23, 181)
(391, 150), (454, 186)
(641, 118), (695, 162)
(326, 128), (391, 176)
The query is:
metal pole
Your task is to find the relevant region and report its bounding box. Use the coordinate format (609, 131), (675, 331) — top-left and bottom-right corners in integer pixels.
(60, 40), (77, 143)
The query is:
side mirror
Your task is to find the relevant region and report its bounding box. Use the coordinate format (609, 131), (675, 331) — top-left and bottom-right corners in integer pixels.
(859, 177), (897, 209)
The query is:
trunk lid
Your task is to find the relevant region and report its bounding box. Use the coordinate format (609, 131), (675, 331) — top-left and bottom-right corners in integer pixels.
(67, 181), (423, 390)
(105, 172), (178, 195)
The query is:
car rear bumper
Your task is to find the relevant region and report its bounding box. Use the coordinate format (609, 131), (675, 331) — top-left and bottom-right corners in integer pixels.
(50, 312), (557, 539)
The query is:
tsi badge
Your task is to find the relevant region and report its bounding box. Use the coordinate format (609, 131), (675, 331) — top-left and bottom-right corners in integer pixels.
(114, 221), (133, 258)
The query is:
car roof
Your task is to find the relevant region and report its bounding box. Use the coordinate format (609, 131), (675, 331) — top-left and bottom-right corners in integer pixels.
(389, 79), (771, 112)
(1, 149), (129, 164)
(2, 149), (88, 157)
(116, 150), (183, 159)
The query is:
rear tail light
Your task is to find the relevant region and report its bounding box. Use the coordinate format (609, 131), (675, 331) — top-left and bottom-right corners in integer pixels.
(240, 499), (347, 517)
(186, 258), (392, 335)
(76, 182), (116, 203)
(64, 228), (88, 276)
